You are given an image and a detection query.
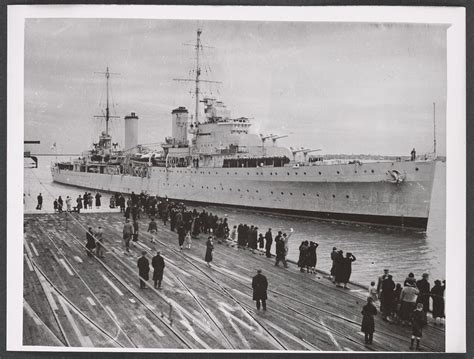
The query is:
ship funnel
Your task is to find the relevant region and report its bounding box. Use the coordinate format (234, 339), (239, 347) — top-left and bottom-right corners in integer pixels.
(171, 107), (189, 146)
(124, 112), (139, 150)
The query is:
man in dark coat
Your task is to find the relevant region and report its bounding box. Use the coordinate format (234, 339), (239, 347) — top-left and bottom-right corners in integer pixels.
(380, 274), (395, 321)
(274, 231), (288, 268)
(265, 228), (273, 258)
(95, 192), (102, 208)
(137, 251), (150, 289)
(252, 269), (268, 310)
(152, 251), (165, 289)
(416, 273), (430, 326)
(36, 193), (43, 210)
(85, 227), (96, 257)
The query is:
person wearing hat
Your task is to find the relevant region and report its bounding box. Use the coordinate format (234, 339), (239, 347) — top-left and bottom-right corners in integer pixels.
(410, 303), (424, 350)
(377, 269), (390, 296)
(137, 251), (150, 289)
(416, 273), (431, 324)
(274, 231), (287, 268)
(252, 269), (268, 311)
(264, 228), (273, 258)
(361, 296), (377, 344)
(152, 251), (165, 289)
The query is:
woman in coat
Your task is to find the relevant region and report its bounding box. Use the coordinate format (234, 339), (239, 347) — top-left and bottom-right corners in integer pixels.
(205, 236), (214, 267)
(342, 252), (356, 288)
(76, 195), (83, 213)
(297, 241), (309, 272)
(430, 280), (445, 324)
(95, 192), (102, 208)
(305, 241), (318, 273)
(85, 227), (96, 257)
(361, 297), (377, 344)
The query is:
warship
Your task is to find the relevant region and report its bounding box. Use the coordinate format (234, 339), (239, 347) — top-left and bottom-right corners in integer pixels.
(52, 29), (436, 230)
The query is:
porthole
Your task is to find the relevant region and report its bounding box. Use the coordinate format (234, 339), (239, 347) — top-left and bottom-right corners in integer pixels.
(206, 186), (209, 189)
(337, 171), (340, 174)
(238, 189), (241, 192)
(346, 195), (349, 199)
(332, 194), (336, 198)
(287, 172), (290, 176)
(256, 190), (259, 193)
(235, 172), (237, 175)
(227, 172), (229, 175)
(415, 167), (419, 171)
(214, 187), (216, 190)
(319, 172), (322, 175)
(247, 172), (249, 175)
(290, 192), (293, 195)
(230, 188), (232, 191)
(316, 193), (320, 197)
(371, 169), (374, 173)
(303, 193), (306, 196)
(355, 170), (358, 173)
(281, 192), (284, 195)
(364, 170), (367, 173)
(208, 172), (211, 175)
(295, 173), (298, 175)
(304, 172), (307, 175)
(201, 186), (204, 189)
(270, 172), (273, 175)
(246, 189), (249, 192)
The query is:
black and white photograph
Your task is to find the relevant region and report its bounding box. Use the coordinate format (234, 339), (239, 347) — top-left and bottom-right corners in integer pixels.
(7, 5), (465, 353)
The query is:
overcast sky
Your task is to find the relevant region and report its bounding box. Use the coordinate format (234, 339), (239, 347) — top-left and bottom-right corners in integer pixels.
(24, 19), (447, 156)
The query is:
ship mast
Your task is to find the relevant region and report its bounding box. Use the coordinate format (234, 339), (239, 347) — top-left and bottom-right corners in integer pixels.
(94, 67), (119, 136)
(174, 29), (221, 123)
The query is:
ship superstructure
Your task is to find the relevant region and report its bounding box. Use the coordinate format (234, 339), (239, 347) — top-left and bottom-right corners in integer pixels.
(52, 29), (436, 230)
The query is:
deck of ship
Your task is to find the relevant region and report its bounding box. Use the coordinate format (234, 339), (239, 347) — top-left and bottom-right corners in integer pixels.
(23, 212), (445, 351)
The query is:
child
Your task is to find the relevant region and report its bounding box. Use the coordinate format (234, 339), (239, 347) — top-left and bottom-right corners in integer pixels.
(369, 281), (378, 302)
(185, 231), (192, 249)
(410, 303), (424, 350)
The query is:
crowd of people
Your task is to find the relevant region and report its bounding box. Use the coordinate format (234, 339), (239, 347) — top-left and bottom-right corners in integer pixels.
(35, 191), (104, 213)
(73, 190), (446, 350)
(360, 268), (446, 349)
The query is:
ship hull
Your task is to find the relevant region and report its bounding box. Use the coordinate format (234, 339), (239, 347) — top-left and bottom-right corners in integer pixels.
(52, 160), (436, 230)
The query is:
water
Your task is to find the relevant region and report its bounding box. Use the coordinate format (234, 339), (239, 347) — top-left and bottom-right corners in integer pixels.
(24, 156), (446, 286)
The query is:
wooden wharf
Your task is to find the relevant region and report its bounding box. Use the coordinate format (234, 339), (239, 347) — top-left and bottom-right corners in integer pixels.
(23, 212), (445, 351)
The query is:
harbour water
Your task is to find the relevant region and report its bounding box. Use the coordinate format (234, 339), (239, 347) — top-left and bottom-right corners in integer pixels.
(24, 156), (446, 286)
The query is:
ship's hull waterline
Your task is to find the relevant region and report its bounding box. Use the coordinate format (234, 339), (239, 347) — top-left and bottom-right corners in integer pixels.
(52, 160), (436, 230)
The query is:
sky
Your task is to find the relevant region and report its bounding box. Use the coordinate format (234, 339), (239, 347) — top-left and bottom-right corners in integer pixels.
(24, 19), (447, 156)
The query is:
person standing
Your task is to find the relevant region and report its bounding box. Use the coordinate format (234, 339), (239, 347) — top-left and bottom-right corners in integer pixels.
(66, 196), (72, 212)
(252, 269), (268, 311)
(177, 223), (186, 251)
(399, 282), (419, 326)
(83, 192), (88, 210)
(377, 269), (390, 297)
(95, 192), (102, 208)
(36, 193), (43, 210)
(361, 297), (377, 345)
(258, 232), (264, 251)
(137, 251), (150, 289)
(306, 241), (318, 273)
(297, 241), (309, 272)
(53, 199), (58, 213)
(76, 195), (83, 213)
(411, 148), (416, 161)
(205, 236), (214, 267)
(274, 231), (287, 268)
(88, 193), (93, 209)
(264, 228), (273, 258)
(147, 217), (157, 243)
(416, 273), (431, 325)
(410, 303), (424, 350)
(341, 252), (356, 289)
(229, 225), (237, 243)
(95, 226), (105, 259)
(368, 281), (378, 302)
(184, 231), (192, 249)
(152, 251), (165, 289)
(330, 247), (338, 282)
(122, 219), (134, 254)
(57, 196), (63, 213)
(380, 274), (395, 321)
(430, 280), (445, 325)
(132, 220), (139, 245)
(85, 227), (96, 257)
